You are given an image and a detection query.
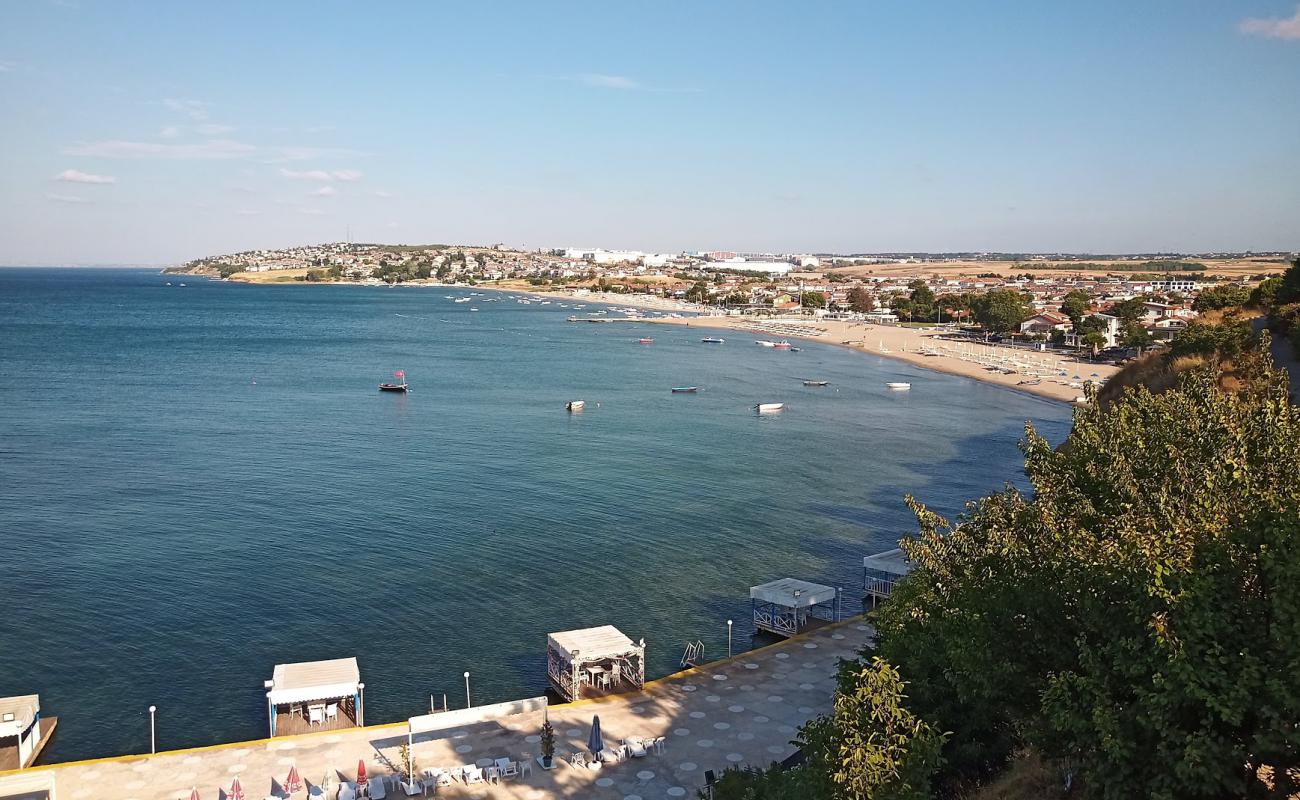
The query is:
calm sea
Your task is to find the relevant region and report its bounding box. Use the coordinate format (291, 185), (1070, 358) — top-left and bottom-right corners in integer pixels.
(0, 268), (1070, 762)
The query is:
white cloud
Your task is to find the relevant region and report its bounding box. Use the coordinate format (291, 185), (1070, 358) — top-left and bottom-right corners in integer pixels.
(235, 209), (261, 216)
(54, 169), (117, 184)
(1240, 5), (1300, 39)
(46, 192), (90, 204)
(272, 146), (367, 162)
(159, 126), (181, 138)
(278, 168), (364, 182)
(196, 123), (236, 135)
(386, 221), (399, 228)
(372, 190), (393, 198)
(310, 186), (338, 197)
(576, 73), (641, 90)
(298, 208), (325, 215)
(163, 98), (210, 120)
(63, 139), (256, 159)
(0, 61), (15, 73)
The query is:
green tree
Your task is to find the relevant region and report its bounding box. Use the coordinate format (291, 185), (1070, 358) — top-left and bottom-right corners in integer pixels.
(685, 281), (711, 303)
(799, 291), (826, 309)
(1249, 277), (1281, 308)
(908, 281), (936, 322)
(877, 353), (1300, 799)
(1275, 257), (1300, 306)
(711, 657), (946, 800)
(1060, 290), (1092, 328)
(970, 290), (1031, 333)
(1191, 283), (1250, 312)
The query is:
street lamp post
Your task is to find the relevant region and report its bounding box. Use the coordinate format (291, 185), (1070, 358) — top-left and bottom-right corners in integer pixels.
(727, 619), (733, 658)
(148, 705), (156, 754)
(464, 671), (472, 708)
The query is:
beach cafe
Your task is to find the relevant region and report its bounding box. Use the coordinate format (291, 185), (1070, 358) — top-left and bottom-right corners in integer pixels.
(749, 578), (840, 637)
(546, 626), (646, 702)
(0, 694), (56, 770)
(862, 548), (913, 607)
(263, 657), (363, 737)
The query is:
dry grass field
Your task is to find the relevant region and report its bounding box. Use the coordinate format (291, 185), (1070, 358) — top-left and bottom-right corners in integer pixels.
(826, 257), (1287, 280)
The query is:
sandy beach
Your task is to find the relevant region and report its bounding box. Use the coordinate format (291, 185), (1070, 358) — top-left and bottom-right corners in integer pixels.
(559, 290), (1118, 403)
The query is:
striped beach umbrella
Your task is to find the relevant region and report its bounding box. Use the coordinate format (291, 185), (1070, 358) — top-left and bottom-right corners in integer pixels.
(285, 765), (303, 794)
(228, 776), (245, 800)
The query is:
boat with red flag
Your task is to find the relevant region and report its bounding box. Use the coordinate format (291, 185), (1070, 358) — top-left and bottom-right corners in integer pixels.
(379, 370), (409, 392)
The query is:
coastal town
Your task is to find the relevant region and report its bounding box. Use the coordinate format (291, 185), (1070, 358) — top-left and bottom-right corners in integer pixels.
(172, 242), (1294, 364)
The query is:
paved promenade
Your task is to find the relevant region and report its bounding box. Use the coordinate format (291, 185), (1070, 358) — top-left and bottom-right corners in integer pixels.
(2, 620), (871, 800)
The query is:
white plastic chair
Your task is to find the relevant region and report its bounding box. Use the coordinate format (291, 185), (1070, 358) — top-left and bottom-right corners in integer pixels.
(325, 703), (338, 722)
(502, 761), (518, 779)
(309, 706), (325, 727)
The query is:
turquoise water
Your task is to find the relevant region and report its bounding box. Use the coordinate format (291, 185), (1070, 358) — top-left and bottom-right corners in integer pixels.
(0, 268), (1070, 762)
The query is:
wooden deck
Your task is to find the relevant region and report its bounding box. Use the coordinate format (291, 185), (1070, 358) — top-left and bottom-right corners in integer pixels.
(0, 716), (58, 770)
(273, 708), (357, 738)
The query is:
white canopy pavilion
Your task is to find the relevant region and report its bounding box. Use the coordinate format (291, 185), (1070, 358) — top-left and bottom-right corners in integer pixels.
(750, 578), (839, 637)
(863, 548), (913, 607)
(546, 625), (646, 702)
(264, 657), (363, 736)
(0, 694), (54, 770)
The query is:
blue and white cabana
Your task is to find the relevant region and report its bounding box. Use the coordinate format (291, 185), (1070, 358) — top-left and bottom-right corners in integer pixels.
(264, 657), (363, 736)
(0, 694), (54, 770)
(546, 626), (646, 702)
(749, 578), (839, 637)
(862, 549), (913, 607)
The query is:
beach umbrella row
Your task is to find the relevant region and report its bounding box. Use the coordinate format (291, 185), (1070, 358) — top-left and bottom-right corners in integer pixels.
(191, 763), (315, 800)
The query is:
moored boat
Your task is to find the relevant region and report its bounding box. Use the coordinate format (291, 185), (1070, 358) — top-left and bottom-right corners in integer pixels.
(671, 387), (699, 393)
(566, 399), (586, 412)
(701, 337), (725, 344)
(638, 337), (654, 344)
(755, 403), (785, 413)
(379, 370), (409, 392)
(803, 380), (829, 387)
(755, 340), (776, 347)
(885, 382), (911, 390)
(773, 341), (792, 350)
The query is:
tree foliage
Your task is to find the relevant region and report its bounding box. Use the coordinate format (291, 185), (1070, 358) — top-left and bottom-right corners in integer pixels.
(971, 290), (1031, 333)
(1060, 290), (1091, 328)
(876, 351), (1300, 799)
(1192, 283), (1250, 312)
(848, 287), (877, 314)
(710, 658), (945, 800)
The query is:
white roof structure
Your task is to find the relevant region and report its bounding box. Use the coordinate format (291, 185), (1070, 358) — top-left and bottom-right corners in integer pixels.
(547, 626), (640, 661)
(0, 695), (38, 737)
(749, 578), (837, 608)
(863, 548), (912, 576)
(267, 657), (360, 706)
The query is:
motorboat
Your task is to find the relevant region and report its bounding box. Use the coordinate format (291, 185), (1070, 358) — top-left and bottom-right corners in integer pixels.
(803, 380), (829, 387)
(638, 337), (654, 344)
(701, 337), (725, 344)
(671, 387), (699, 393)
(755, 340), (776, 347)
(566, 400), (585, 412)
(754, 403), (785, 413)
(773, 341), (792, 350)
(380, 370), (408, 392)
(885, 382), (911, 390)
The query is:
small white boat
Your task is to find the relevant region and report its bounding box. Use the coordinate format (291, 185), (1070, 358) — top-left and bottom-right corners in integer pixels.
(566, 400), (585, 412)
(803, 380), (829, 387)
(755, 340), (776, 348)
(773, 341), (792, 350)
(885, 382), (911, 390)
(470, 308), (479, 312)
(755, 403), (785, 414)
(701, 337), (725, 344)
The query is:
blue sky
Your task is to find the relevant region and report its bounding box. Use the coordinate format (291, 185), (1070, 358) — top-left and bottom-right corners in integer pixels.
(2, 1), (1298, 264)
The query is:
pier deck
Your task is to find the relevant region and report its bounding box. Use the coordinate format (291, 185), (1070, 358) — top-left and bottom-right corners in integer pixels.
(0, 716), (57, 771)
(0, 620), (871, 799)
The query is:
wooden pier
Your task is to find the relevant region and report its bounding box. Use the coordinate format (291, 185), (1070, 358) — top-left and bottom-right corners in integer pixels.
(0, 716), (57, 770)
